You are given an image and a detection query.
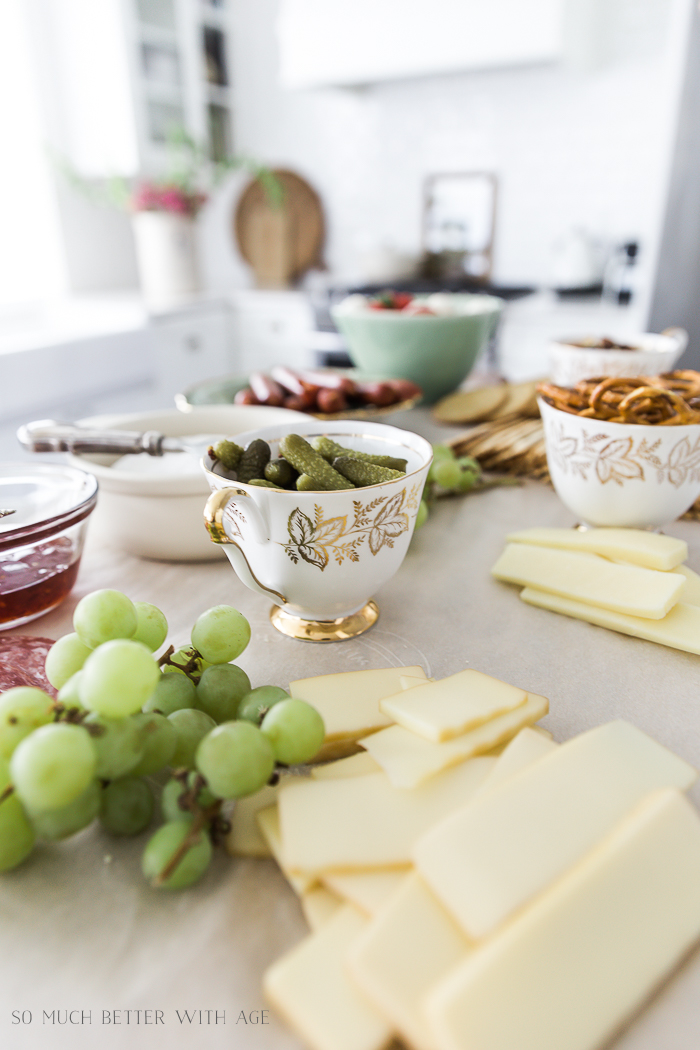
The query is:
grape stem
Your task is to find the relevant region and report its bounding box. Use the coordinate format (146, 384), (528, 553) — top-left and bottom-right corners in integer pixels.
(157, 645), (203, 683)
(153, 800), (222, 886)
(0, 784), (14, 803)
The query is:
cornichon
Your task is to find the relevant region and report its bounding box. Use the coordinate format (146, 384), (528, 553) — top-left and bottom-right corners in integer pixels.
(212, 439), (244, 471)
(332, 457), (406, 487)
(312, 436), (407, 472)
(296, 474), (319, 491)
(236, 438), (271, 484)
(248, 478), (283, 490)
(279, 434), (354, 490)
(265, 459), (297, 488)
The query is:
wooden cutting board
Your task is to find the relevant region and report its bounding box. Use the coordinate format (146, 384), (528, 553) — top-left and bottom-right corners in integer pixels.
(233, 169), (325, 288)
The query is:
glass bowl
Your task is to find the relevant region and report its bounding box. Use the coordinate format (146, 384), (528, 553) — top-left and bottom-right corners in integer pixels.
(0, 463), (98, 630)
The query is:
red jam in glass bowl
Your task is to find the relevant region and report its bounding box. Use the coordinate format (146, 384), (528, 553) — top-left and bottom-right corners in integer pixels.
(0, 464), (98, 630)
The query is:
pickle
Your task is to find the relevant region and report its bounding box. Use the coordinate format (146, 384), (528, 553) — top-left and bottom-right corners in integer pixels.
(312, 436), (407, 472)
(332, 457), (406, 487)
(296, 474), (319, 491)
(212, 439), (244, 471)
(265, 459), (297, 488)
(236, 439), (271, 484)
(248, 478), (283, 490)
(279, 434), (354, 491)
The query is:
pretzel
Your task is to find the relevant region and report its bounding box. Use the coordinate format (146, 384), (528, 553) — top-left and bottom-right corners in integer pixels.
(537, 371), (700, 425)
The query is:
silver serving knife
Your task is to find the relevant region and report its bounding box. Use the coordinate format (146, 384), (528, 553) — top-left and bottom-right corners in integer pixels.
(17, 420), (223, 457)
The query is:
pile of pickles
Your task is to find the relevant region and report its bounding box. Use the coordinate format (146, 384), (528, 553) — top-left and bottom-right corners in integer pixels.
(210, 434), (409, 492)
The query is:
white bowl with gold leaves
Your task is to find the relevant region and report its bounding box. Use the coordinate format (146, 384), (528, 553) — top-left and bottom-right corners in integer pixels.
(548, 329), (687, 388)
(202, 419), (432, 640)
(539, 397), (700, 528)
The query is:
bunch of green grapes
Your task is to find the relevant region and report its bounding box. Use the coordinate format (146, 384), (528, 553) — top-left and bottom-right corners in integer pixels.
(414, 445), (483, 529)
(0, 590), (324, 891)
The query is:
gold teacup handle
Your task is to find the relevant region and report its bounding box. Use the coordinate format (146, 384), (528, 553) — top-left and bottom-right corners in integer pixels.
(203, 488), (287, 606)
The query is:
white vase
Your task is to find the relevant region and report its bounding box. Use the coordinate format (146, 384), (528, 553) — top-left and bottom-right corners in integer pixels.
(131, 211), (201, 311)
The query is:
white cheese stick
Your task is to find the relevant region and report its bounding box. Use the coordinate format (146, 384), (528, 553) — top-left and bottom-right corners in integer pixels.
(323, 869), (411, 918)
(289, 666), (428, 744)
(360, 694), (549, 789)
(379, 670), (528, 743)
(492, 543), (684, 619)
(264, 904), (394, 1050)
(279, 758), (495, 876)
(521, 587), (700, 656)
(425, 789), (700, 1050)
(506, 526), (687, 570)
(413, 720), (697, 939)
(348, 872), (472, 1050)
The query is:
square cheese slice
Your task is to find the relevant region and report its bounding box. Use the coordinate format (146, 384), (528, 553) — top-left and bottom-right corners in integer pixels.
(323, 869), (410, 918)
(289, 666), (428, 744)
(256, 804), (316, 896)
(301, 885), (344, 931)
(360, 694), (549, 788)
(311, 752), (382, 780)
(226, 782), (281, 858)
(521, 587), (700, 656)
(506, 526), (687, 570)
(473, 727), (558, 800)
(425, 789), (700, 1050)
(348, 872), (472, 1050)
(264, 904), (394, 1050)
(378, 670), (529, 743)
(675, 564), (700, 607)
(279, 758), (495, 876)
(413, 720), (697, 940)
(492, 543), (684, 619)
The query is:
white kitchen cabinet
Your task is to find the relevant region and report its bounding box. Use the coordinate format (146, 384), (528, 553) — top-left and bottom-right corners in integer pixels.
(231, 290), (316, 373)
(152, 300), (236, 401)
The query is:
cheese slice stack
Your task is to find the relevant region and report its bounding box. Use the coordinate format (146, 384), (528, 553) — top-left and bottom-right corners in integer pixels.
(492, 526), (700, 655)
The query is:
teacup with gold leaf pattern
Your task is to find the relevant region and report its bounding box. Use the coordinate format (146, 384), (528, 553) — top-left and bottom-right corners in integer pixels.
(202, 419), (432, 640)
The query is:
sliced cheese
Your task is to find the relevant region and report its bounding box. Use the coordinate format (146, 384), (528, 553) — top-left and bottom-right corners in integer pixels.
(323, 869), (411, 917)
(413, 720), (697, 939)
(425, 789), (700, 1050)
(256, 804), (316, 896)
(279, 758), (495, 876)
(521, 587), (700, 656)
(507, 526), (687, 571)
(311, 752), (382, 780)
(492, 543), (684, 620)
(301, 885), (344, 931)
(348, 872), (472, 1050)
(676, 564), (700, 607)
(263, 904), (394, 1050)
(226, 782), (281, 858)
(400, 674), (436, 689)
(379, 670), (528, 743)
(360, 694), (549, 789)
(473, 727), (558, 799)
(289, 666), (428, 743)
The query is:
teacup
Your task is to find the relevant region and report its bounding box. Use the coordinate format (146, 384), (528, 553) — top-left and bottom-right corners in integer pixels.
(539, 397), (700, 528)
(202, 419), (432, 640)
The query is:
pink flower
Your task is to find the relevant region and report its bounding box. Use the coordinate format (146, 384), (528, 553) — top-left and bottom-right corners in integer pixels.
(131, 181), (207, 217)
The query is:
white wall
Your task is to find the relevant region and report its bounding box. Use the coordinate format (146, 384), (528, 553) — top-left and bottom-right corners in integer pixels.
(201, 0), (679, 292)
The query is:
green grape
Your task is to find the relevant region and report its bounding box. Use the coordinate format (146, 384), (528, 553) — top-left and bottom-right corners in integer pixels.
(132, 602), (168, 652)
(456, 470), (477, 493)
(100, 777), (154, 836)
(73, 589), (137, 649)
(432, 458), (462, 490)
(10, 723), (96, 811)
(260, 699), (325, 765)
(79, 639), (160, 718)
(432, 444), (455, 462)
(168, 709), (217, 768)
(161, 646), (211, 680)
(0, 758), (35, 871)
(29, 781), (100, 841)
(414, 500), (429, 530)
(142, 820), (212, 890)
(161, 772), (216, 823)
(143, 673), (197, 716)
(84, 713), (144, 780)
(457, 455), (480, 473)
(45, 633), (93, 690)
(191, 606), (251, 664)
(195, 721), (274, 799)
(129, 713), (177, 776)
(237, 685), (289, 725)
(195, 664), (251, 723)
(57, 671), (86, 711)
(0, 687), (54, 760)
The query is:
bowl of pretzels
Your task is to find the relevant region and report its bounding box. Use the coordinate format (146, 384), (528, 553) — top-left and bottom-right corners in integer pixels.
(537, 370), (700, 527)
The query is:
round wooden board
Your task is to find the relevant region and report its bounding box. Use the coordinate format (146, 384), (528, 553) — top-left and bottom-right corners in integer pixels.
(233, 169), (324, 287)
(433, 384), (508, 424)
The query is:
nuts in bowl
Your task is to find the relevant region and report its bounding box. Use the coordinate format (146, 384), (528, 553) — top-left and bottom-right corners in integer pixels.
(537, 371), (700, 528)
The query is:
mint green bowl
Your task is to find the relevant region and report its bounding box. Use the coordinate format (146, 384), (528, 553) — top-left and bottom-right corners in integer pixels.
(331, 294), (504, 403)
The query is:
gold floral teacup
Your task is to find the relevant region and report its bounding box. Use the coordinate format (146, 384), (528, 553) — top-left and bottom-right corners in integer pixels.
(203, 420), (432, 640)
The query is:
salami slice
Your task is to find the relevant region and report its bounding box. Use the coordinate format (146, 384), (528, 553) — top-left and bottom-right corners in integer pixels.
(0, 636), (56, 697)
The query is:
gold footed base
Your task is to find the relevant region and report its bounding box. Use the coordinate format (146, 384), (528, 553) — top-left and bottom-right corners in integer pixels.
(269, 600), (379, 642)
